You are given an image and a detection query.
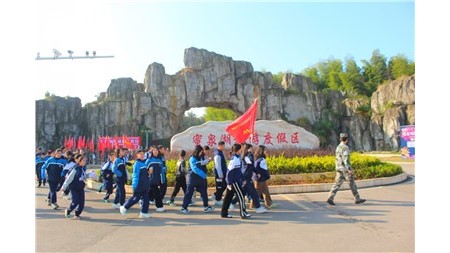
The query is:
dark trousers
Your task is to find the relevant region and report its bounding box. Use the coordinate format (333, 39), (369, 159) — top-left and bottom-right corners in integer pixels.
(47, 181), (59, 204)
(36, 167), (45, 186)
(232, 180), (261, 208)
(160, 182), (167, 200)
(170, 176), (187, 201)
(103, 179), (114, 200)
(124, 190), (149, 214)
(182, 183), (209, 209)
(67, 188), (85, 216)
(114, 181), (126, 205)
(212, 179), (226, 201)
(150, 185), (164, 208)
(221, 182), (247, 218)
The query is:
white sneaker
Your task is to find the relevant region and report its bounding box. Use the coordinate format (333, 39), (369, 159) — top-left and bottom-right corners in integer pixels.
(149, 201), (155, 205)
(139, 212), (151, 218)
(214, 200), (223, 206)
(112, 203), (120, 209)
(156, 207), (165, 212)
(204, 206), (215, 213)
(229, 204), (236, 211)
(255, 206), (268, 214)
(119, 206), (127, 215)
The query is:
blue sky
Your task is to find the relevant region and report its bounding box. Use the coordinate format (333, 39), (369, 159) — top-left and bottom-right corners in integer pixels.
(34, 0), (414, 106)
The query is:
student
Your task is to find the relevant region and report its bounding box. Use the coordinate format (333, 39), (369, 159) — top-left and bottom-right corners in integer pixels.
(41, 149), (67, 209)
(112, 148), (127, 209)
(146, 147), (166, 212)
(231, 144), (267, 213)
(180, 145), (214, 214)
(101, 152), (115, 202)
(120, 150), (151, 218)
(35, 152), (47, 187)
(221, 143), (251, 219)
(157, 145), (168, 202)
(167, 150), (187, 206)
(61, 151), (75, 200)
(61, 155), (87, 219)
(211, 141), (227, 206)
(254, 145), (274, 209)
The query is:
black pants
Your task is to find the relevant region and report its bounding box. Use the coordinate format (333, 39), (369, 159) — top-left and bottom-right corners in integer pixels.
(221, 182), (247, 218)
(212, 179), (226, 201)
(103, 179), (114, 200)
(67, 188), (85, 216)
(160, 182), (167, 200)
(232, 180), (261, 208)
(170, 176), (186, 201)
(150, 185), (164, 208)
(47, 181), (59, 204)
(36, 166), (45, 186)
(114, 181), (126, 205)
(182, 182), (209, 210)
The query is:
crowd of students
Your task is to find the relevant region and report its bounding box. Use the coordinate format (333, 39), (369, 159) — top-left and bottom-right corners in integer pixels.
(36, 143), (274, 220)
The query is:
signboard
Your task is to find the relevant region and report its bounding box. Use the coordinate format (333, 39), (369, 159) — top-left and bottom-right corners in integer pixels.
(170, 120), (320, 151)
(400, 125), (415, 159)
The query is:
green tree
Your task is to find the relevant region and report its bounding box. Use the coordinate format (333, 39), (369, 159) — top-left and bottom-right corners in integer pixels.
(340, 57), (365, 95)
(326, 59), (344, 90)
(388, 54), (415, 79)
(362, 49), (388, 95)
(180, 112), (205, 131)
(272, 72), (284, 85)
(302, 66), (325, 90)
(204, 107), (236, 121)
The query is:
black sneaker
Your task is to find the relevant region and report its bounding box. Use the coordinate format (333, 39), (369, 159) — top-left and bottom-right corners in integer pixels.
(355, 199), (366, 204)
(221, 214), (233, 218)
(327, 199), (335, 206)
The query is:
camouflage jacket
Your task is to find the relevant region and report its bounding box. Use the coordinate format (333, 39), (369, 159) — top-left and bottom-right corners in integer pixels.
(335, 142), (351, 171)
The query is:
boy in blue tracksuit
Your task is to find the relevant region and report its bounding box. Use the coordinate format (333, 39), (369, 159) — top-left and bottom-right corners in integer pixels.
(41, 149), (67, 209)
(180, 145), (214, 214)
(119, 150), (151, 218)
(61, 155), (87, 219)
(146, 147), (166, 212)
(112, 148), (128, 209)
(221, 143), (251, 219)
(35, 152), (47, 187)
(101, 152), (115, 202)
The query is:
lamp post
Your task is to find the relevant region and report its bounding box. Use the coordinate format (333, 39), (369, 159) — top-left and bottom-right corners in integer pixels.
(143, 129), (152, 148)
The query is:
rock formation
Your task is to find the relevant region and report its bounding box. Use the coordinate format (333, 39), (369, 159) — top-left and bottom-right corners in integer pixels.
(35, 47), (415, 152)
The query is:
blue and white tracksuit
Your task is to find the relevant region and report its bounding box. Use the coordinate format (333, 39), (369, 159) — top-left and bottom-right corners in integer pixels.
(147, 156), (165, 208)
(123, 159), (151, 214)
(41, 157), (67, 204)
(112, 157), (127, 205)
(101, 160), (114, 200)
(62, 165), (86, 216)
(181, 155), (210, 210)
(221, 154), (248, 218)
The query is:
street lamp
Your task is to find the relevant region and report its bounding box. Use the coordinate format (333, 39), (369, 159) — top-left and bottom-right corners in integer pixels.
(143, 129), (152, 148)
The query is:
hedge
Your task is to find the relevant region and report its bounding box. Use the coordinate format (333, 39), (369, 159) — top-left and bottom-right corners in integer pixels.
(95, 153), (402, 186)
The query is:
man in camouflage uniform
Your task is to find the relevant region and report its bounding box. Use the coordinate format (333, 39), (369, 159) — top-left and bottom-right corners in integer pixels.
(327, 133), (366, 205)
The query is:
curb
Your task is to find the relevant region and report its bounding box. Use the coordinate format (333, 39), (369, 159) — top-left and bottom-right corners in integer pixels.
(86, 172), (408, 196)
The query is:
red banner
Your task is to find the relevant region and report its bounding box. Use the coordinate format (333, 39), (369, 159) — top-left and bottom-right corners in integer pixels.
(225, 98), (258, 143)
(98, 136), (141, 150)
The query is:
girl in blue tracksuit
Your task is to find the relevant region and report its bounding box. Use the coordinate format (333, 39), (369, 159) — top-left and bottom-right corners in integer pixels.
(112, 148), (127, 209)
(35, 152), (48, 187)
(146, 147), (166, 212)
(61, 151), (75, 198)
(61, 155), (87, 219)
(180, 145), (214, 214)
(119, 150), (151, 218)
(41, 149), (67, 209)
(221, 143), (251, 219)
(101, 152), (115, 202)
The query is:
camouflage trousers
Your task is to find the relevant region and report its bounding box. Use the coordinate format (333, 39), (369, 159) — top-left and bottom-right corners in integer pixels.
(328, 170), (361, 201)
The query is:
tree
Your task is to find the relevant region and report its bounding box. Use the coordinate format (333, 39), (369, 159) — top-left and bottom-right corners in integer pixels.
(362, 49), (388, 95)
(326, 59), (344, 90)
(272, 72), (284, 85)
(340, 57), (365, 95)
(204, 107), (236, 121)
(388, 54), (415, 79)
(180, 112), (205, 131)
(302, 66), (324, 90)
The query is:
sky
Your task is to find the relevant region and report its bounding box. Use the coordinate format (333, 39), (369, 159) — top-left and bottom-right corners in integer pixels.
(34, 0), (415, 110)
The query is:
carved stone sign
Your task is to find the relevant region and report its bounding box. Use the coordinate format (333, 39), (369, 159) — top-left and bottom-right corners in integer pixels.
(170, 120), (320, 151)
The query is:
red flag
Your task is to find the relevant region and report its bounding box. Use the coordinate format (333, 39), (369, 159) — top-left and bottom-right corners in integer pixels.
(225, 98), (258, 143)
(88, 138), (94, 152)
